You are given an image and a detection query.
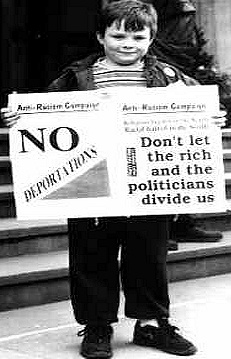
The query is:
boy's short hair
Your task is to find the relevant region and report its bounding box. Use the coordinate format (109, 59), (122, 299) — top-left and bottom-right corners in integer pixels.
(97, 0), (158, 39)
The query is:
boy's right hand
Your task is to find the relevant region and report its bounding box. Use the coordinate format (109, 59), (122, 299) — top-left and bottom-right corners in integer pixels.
(0, 108), (20, 127)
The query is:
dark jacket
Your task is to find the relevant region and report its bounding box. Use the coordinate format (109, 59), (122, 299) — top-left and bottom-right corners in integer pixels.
(48, 53), (198, 92)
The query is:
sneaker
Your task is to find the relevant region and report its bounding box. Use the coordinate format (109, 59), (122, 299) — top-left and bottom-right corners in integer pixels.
(168, 239), (178, 251)
(133, 320), (197, 356)
(171, 215), (222, 243)
(78, 324), (113, 358)
(176, 227), (223, 242)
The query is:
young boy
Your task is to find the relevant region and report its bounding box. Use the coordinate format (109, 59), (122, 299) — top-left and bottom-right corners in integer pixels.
(1, 1), (208, 357)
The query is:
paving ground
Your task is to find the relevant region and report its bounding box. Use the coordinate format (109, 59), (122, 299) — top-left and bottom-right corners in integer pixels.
(0, 273), (230, 359)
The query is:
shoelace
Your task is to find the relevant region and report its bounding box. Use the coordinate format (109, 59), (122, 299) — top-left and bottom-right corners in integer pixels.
(157, 319), (180, 336)
(77, 325), (112, 343)
(159, 323), (183, 340)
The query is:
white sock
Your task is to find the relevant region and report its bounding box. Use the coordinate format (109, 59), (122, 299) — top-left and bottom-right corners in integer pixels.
(139, 319), (159, 327)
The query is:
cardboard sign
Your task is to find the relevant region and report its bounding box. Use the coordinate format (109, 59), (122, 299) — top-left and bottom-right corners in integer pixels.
(9, 85), (227, 219)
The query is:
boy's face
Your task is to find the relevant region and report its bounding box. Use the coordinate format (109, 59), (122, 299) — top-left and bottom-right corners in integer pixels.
(97, 20), (153, 66)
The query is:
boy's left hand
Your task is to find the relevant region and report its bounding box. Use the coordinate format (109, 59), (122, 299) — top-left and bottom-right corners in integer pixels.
(0, 107), (20, 128)
(211, 110), (227, 127)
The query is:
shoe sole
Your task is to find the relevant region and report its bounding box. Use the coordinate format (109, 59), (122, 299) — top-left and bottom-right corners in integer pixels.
(80, 350), (113, 358)
(177, 237), (221, 242)
(133, 338), (197, 356)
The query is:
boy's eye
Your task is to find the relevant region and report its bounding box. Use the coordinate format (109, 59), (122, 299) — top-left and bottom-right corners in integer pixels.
(134, 36), (146, 40)
(112, 34), (125, 39)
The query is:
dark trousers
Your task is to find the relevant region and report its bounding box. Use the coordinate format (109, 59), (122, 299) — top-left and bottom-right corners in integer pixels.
(68, 215), (170, 326)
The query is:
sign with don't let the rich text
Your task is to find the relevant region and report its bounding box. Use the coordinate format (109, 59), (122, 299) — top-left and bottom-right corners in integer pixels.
(9, 86), (227, 219)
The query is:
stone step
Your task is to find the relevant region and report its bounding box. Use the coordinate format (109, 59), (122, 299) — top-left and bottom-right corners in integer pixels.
(0, 211), (230, 259)
(0, 157), (12, 184)
(167, 230), (231, 281)
(0, 250), (69, 311)
(0, 218), (68, 257)
(225, 176), (231, 199)
(222, 128), (231, 149)
(0, 128), (9, 156)
(0, 232), (231, 312)
(0, 213), (230, 265)
(0, 185), (16, 218)
(190, 208), (231, 232)
(223, 150), (231, 172)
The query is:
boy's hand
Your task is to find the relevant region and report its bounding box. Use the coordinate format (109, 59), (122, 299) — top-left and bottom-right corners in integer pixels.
(0, 108), (20, 127)
(211, 110), (227, 128)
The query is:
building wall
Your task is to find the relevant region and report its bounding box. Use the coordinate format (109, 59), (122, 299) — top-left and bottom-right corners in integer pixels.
(0, 0), (101, 105)
(1, 0), (29, 103)
(1, 0), (231, 107)
(197, 0), (231, 74)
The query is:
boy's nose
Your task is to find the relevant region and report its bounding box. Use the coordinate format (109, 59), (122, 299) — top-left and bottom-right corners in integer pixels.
(119, 35), (135, 48)
(122, 40), (135, 49)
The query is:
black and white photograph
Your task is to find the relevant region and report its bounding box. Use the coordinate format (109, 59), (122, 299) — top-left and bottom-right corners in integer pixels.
(0, 1), (231, 358)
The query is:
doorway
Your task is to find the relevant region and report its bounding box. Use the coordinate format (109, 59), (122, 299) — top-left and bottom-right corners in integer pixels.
(1, 0), (102, 104)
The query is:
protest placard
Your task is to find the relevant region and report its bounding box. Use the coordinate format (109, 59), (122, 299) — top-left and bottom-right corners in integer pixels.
(114, 85), (227, 216)
(9, 85), (227, 219)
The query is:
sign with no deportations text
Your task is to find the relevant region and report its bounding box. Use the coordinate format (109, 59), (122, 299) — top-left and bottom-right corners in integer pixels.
(9, 86), (227, 219)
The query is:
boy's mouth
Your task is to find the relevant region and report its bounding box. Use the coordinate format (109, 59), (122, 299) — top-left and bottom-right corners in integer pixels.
(118, 51), (137, 55)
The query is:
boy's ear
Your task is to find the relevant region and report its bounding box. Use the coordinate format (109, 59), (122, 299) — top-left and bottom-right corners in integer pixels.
(96, 32), (104, 45)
